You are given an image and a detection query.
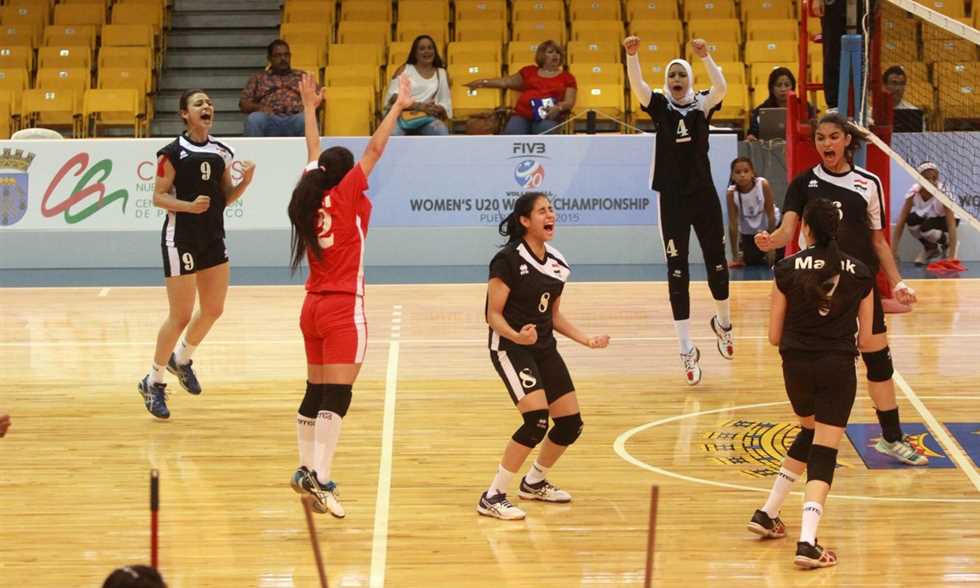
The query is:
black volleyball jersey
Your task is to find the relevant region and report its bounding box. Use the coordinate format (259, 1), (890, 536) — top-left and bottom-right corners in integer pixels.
(487, 241), (570, 352)
(784, 165), (886, 272)
(157, 134), (235, 247)
(641, 90), (721, 195)
(775, 247), (874, 355)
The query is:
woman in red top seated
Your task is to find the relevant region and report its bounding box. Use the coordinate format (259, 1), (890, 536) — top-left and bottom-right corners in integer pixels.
(466, 40), (577, 135)
(286, 73), (413, 518)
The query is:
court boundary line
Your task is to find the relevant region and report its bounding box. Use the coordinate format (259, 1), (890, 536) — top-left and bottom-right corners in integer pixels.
(369, 305), (402, 588)
(894, 370), (980, 492)
(613, 401), (980, 503)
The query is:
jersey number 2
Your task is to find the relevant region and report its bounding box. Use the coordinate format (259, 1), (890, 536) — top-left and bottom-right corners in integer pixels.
(317, 195), (335, 249)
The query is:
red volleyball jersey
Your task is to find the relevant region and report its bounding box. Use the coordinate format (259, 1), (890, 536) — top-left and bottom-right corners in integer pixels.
(304, 161), (373, 295)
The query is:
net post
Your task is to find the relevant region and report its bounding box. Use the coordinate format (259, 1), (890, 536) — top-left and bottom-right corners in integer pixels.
(301, 496), (329, 588)
(644, 485), (659, 588)
(150, 469), (159, 570)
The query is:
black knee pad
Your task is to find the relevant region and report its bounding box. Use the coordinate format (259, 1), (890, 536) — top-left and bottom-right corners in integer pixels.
(548, 413), (583, 446)
(861, 347), (893, 382)
(806, 444), (838, 486)
(512, 409), (549, 448)
(706, 264), (730, 301)
(787, 427), (815, 463)
(320, 383), (353, 418)
(298, 381), (321, 418)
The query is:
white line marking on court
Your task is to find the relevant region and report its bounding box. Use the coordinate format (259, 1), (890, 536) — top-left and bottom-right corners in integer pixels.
(919, 396), (980, 401)
(894, 370), (980, 492)
(369, 306), (401, 588)
(613, 401), (980, 503)
(98, 288), (110, 297)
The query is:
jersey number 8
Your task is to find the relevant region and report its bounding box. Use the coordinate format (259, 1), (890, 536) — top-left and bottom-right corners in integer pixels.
(317, 195), (335, 249)
(538, 292), (551, 313)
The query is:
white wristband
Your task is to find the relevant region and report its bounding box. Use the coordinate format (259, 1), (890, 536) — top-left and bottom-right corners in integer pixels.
(893, 280), (910, 293)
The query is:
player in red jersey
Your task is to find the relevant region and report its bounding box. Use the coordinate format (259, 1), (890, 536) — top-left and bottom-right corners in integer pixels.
(286, 73), (413, 517)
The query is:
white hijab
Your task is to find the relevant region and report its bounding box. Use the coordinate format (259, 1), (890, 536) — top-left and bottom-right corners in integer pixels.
(664, 58), (696, 106)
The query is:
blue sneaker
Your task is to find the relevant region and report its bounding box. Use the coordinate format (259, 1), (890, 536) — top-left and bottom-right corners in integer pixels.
(138, 376), (170, 419)
(167, 353), (201, 395)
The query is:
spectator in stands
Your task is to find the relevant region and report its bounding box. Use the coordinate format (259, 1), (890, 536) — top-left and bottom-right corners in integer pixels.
(102, 565), (166, 588)
(240, 40), (307, 137)
(0, 410), (10, 437)
(466, 40), (577, 135)
(883, 65), (926, 132)
(745, 67), (816, 141)
(384, 34), (452, 136)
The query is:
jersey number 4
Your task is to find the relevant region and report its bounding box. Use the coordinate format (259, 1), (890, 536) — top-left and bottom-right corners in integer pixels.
(675, 120), (691, 143)
(317, 195), (335, 249)
(665, 238), (679, 258)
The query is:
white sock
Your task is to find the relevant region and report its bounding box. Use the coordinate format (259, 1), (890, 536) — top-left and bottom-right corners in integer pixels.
(314, 410), (343, 485)
(524, 461), (550, 485)
(296, 415), (316, 470)
(487, 465), (515, 498)
(762, 467), (800, 518)
(174, 336), (197, 365)
(149, 363), (165, 385)
(714, 299), (731, 329)
(673, 319), (694, 354)
(800, 500), (824, 545)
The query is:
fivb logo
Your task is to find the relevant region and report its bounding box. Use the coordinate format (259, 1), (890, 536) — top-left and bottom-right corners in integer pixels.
(0, 148), (36, 227)
(511, 142), (548, 189)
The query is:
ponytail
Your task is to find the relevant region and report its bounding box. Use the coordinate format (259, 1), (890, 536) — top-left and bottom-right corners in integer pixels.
(499, 191), (547, 247)
(287, 146), (355, 273)
(796, 198), (842, 314)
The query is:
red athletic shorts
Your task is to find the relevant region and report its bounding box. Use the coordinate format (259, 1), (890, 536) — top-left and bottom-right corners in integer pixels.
(300, 292), (367, 364)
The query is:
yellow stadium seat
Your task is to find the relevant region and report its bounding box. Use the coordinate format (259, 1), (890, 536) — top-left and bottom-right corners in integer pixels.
(569, 0), (622, 21)
(84, 87), (142, 136)
(906, 81), (935, 111)
(291, 43), (327, 70)
(513, 0), (565, 21)
(5, 0), (50, 22)
(687, 19), (741, 44)
(22, 88), (82, 135)
(111, 3), (164, 41)
(692, 60), (746, 85)
(36, 66), (90, 90)
(742, 0), (794, 20)
(939, 84), (977, 119)
(750, 62), (798, 89)
(0, 67), (29, 121)
(745, 40), (796, 64)
(447, 62), (501, 85)
(99, 65), (150, 94)
(629, 20), (683, 43)
(571, 20), (624, 44)
(687, 40), (739, 62)
(43, 25), (98, 50)
(685, 1), (736, 20)
(635, 39), (679, 63)
(39, 46), (91, 70)
(508, 41), (545, 67)
(0, 25), (37, 49)
(807, 43), (822, 66)
(282, 5), (334, 33)
(570, 62), (624, 86)
(454, 19), (507, 43)
(626, 0), (679, 21)
(934, 61), (980, 87)
(922, 17), (973, 40)
(322, 85), (374, 135)
(53, 4), (106, 30)
(880, 11), (916, 38)
(388, 41), (413, 68)
(398, 0), (450, 21)
(285, 0), (337, 21)
(448, 41), (503, 65)
(513, 20), (566, 43)
(328, 43), (385, 67)
(340, 1), (390, 22)
(923, 39), (977, 62)
(1, 5), (46, 41)
(338, 21), (390, 46)
(396, 21), (449, 47)
(881, 39), (918, 62)
(98, 46), (152, 73)
(567, 40), (621, 64)
(0, 92), (11, 137)
(746, 19), (798, 41)
(325, 63), (381, 94)
(281, 25), (331, 58)
(574, 83), (624, 117)
(450, 85), (501, 118)
(715, 82), (749, 121)
(635, 61), (666, 89)
(920, 0), (966, 18)
(0, 45), (32, 70)
(455, 0), (507, 22)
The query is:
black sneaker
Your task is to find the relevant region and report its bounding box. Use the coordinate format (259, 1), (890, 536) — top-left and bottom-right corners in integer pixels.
(747, 509), (786, 539)
(167, 353), (201, 395)
(138, 375), (170, 419)
(795, 540), (838, 569)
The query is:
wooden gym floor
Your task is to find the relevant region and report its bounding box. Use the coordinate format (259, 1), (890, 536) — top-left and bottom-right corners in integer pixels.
(1, 279), (978, 587)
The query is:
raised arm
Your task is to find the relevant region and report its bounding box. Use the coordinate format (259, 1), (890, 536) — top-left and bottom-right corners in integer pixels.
(623, 36), (652, 108)
(361, 73), (413, 177)
(466, 72), (525, 91)
(299, 73), (323, 164)
(691, 38), (727, 111)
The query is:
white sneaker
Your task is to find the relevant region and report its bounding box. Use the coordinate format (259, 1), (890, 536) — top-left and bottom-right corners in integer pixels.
(874, 436), (928, 465)
(914, 247), (941, 266)
(710, 315), (734, 360)
(518, 477), (572, 503)
(681, 346), (702, 386)
(477, 491), (526, 520)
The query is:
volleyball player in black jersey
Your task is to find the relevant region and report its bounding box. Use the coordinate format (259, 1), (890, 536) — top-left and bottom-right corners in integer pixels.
(624, 36), (732, 386)
(756, 113), (926, 465)
(478, 192), (610, 521)
(748, 198), (874, 569)
(138, 89), (256, 419)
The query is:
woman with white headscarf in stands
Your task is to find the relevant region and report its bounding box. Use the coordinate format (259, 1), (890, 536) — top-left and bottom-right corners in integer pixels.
(623, 36), (730, 386)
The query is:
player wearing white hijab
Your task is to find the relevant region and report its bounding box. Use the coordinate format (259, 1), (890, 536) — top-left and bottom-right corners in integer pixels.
(624, 36), (730, 385)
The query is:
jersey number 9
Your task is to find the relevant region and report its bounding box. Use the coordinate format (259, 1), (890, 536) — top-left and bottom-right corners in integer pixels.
(538, 292), (551, 313)
(200, 161), (211, 181)
(317, 195), (335, 249)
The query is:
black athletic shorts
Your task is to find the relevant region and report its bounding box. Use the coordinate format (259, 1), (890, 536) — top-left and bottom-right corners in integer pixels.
(781, 351), (857, 427)
(161, 239), (228, 277)
(490, 343), (575, 406)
